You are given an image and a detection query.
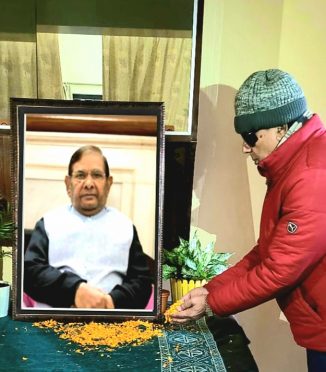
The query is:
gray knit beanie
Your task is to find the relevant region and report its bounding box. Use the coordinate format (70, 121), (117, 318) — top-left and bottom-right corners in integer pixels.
(234, 69), (307, 134)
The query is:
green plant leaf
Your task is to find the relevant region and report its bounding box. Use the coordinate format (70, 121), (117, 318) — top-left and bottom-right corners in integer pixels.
(209, 263), (230, 276)
(0, 205), (15, 242)
(178, 237), (189, 250)
(181, 266), (197, 280)
(163, 234), (233, 281)
(203, 250), (213, 267)
(204, 241), (215, 253)
(184, 257), (197, 271)
(162, 264), (177, 280)
(189, 232), (199, 253)
(215, 252), (234, 262)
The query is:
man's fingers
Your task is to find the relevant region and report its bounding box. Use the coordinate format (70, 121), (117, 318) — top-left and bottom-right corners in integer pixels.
(171, 317), (190, 324)
(171, 307), (195, 320)
(177, 298), (192, 311)
(171, 309), (201, 324)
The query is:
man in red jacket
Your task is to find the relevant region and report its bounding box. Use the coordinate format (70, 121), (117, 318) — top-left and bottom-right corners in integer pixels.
(172, 69), (326, 371)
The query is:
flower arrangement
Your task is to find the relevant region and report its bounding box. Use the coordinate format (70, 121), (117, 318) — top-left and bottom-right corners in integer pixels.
(162, 231), (233, 281)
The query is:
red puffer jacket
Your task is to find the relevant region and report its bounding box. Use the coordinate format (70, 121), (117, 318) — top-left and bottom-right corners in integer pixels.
(205, 115), (326, 351)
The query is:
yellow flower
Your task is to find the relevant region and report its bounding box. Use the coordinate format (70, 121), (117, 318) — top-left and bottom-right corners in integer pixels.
(164, 300), (183, 323)
(34, 319), (163, 352)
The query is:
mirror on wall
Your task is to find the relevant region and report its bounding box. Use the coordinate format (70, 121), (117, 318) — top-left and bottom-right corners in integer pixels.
(0, 0), (203, 285)
(0, 0), (203, 136)
(10, 98), (165, 321)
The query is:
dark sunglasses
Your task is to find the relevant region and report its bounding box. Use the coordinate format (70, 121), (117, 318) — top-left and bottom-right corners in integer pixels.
(241, 131), (259, 147)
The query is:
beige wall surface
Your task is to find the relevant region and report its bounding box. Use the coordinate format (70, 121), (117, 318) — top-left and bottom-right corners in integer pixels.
(192, 0), (326, 371)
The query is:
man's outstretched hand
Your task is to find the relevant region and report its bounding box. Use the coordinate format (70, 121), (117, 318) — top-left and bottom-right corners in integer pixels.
(171, 286), (209, 324)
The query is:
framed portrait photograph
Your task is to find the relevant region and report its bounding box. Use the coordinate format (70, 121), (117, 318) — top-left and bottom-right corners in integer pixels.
(10, 98), (165, 321)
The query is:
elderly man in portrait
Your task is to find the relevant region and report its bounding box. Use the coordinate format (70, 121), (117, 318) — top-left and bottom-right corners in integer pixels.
(24, 145), (152, 309)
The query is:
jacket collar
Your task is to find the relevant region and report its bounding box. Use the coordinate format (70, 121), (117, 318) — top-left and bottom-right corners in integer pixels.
(257, 114), (325, 183)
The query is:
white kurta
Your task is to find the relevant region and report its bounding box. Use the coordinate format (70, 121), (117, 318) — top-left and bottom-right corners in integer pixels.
(44, 205), (133, 293)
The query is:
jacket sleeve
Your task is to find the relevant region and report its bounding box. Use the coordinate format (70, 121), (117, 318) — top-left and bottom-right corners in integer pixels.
(206, 168), (326, 316)
(109, 226), (152, 309)
(24, 219), (86, 307)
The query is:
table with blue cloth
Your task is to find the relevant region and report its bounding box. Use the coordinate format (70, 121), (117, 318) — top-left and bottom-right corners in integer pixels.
(0, 315), (258, 371)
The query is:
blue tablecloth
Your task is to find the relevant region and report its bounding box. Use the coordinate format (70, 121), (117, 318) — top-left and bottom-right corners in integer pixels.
(0, 315), (258, 371)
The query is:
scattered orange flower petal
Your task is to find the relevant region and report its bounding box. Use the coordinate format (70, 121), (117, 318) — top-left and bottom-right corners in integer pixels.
(33, 319), (163, 352)
(164, 300), (183, 323)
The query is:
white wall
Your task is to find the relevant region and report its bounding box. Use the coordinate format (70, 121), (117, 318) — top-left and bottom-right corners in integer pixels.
(58, 33), (103, 97)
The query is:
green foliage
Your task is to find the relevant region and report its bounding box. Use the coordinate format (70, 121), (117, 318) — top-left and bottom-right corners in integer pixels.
(162, 231), (233, 281)
(0, 204), (15, 259)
